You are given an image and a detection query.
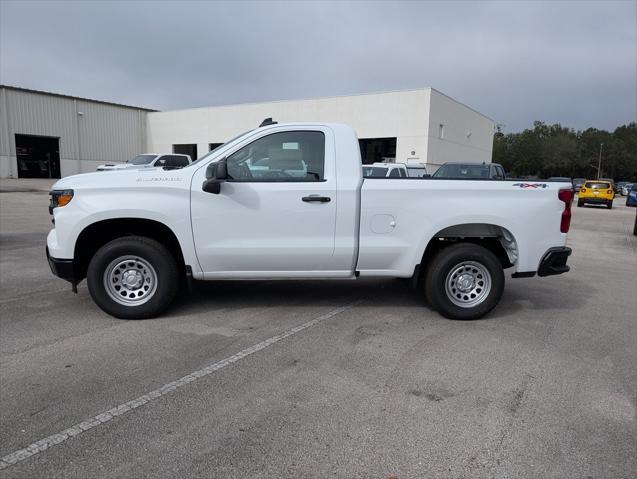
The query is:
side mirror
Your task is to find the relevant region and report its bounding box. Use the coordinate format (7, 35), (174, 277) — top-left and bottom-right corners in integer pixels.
(202, 158), (227, 194)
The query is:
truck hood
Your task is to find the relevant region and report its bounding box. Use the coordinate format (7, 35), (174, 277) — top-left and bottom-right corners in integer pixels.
(51, 167), (188, 191)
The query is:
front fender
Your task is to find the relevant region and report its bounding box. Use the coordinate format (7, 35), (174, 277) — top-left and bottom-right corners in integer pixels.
(48, 185), (199, 275)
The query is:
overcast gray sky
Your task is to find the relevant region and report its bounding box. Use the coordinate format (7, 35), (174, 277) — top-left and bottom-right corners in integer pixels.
(0, 0), (635, 132)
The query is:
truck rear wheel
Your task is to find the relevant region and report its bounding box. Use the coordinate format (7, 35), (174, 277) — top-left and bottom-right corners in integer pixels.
(87, 236), (179, 319)
(424, 244), (504, 320)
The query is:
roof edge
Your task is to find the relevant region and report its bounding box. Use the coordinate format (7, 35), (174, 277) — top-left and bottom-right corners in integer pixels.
(429, 87), (495, 123)
(0, 84), (158, 112)
(150, 87), (434, 115)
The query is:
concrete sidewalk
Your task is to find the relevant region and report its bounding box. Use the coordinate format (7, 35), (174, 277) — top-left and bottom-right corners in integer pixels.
(0, 178), (57, 193)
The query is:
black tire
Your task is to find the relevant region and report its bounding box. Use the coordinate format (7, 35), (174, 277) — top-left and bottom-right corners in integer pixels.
(424, 243), (504, 320)
(87, 236), (179, 319)
(577, 199), (583, 207)
(607, 200), (613, 209)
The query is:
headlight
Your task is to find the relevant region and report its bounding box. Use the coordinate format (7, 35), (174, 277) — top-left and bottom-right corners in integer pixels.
(49, 189), (74, 214)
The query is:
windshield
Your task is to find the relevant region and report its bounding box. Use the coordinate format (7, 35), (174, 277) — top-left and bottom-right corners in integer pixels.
(127, 154), (157, 165)
(363, 166), (388, 178)
(433, 163), (490, 178)
(190, 129), (254, 166)
(584, 182), (610, 189)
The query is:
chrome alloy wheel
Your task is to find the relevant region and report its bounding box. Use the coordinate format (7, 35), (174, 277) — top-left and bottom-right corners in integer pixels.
(444, 260), (492, 308)
(103, 256), (158, 306)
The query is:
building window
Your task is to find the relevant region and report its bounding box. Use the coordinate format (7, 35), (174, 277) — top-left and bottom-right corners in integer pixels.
(358, 138), (397, 165)
(209, 143), (223, 152)
(438, 124), (444, 139)
(173, 144), (197, 161)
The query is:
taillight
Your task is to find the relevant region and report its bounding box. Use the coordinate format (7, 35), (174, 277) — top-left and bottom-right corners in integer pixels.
(580, 188), (586, 193)
(558, 188), (574, 233)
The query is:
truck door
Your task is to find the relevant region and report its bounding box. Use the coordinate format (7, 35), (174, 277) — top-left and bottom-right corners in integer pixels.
(190, 127), (345, 278)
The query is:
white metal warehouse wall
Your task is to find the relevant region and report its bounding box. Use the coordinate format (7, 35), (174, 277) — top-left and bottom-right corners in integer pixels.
(0, 86), (150, 178)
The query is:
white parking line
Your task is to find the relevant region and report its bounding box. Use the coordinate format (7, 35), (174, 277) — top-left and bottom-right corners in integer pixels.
(0, 301), (361, 469)
(623, 223), (635, 255)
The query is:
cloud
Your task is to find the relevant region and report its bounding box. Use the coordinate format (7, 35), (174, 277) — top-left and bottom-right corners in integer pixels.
(1, 0), (635, 131)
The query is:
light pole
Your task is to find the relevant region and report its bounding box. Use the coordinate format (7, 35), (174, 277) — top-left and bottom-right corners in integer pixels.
(596, 143), (603, 179)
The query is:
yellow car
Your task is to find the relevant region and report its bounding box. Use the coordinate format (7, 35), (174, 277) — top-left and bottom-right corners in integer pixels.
(577, 180), (615, 209)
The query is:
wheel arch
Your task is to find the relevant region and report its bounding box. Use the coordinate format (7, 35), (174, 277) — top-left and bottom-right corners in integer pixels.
(418, 223), (518, 276)
(74, 218), (186, 283)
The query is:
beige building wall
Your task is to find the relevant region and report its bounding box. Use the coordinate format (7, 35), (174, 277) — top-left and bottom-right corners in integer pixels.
(147, 88), (493, 170)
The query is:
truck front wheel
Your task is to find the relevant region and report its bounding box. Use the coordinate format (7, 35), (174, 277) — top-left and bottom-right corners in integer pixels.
(87, 236), (179, 319)
(425, 244), (504, 320)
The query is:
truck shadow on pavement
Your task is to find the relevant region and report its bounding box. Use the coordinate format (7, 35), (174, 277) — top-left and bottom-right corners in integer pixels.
(489, 275), (595, 319)
(167, 274), (594, 321)
(177, 278), (420, 312)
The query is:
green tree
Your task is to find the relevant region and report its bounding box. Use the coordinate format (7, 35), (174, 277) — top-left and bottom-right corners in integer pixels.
(492, 122), (637, 181)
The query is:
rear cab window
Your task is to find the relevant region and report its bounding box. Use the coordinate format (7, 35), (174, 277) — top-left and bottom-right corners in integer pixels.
(363, 167), (389, 178)
(584, 182), (611, 189)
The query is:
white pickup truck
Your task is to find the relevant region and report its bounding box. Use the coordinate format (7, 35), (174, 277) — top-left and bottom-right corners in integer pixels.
(46, 120), (573, 320)
(96, 153), (191, 172)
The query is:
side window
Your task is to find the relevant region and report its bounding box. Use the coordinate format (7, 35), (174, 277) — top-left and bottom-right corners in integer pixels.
(388, 168), (401, 178)
(226, 131), (325, 182)
(494, 166), (505, 179)
(158, 156), (189, 169)
(399, 168), (407, 178)
(169, 156), (189, 167)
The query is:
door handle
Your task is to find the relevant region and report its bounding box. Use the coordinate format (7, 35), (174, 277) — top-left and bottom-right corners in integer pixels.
(302, 195), (331, 203)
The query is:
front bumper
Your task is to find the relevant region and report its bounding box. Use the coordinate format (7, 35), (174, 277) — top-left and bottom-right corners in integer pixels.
(537, 246), (572, 277)
(46, 246), (76, 283)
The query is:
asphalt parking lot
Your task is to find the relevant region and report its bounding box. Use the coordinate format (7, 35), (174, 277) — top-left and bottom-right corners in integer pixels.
(0, 188), (636, 478)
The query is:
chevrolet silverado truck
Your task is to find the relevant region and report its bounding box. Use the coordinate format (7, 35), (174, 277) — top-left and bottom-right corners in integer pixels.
(46, 120), (573, 320)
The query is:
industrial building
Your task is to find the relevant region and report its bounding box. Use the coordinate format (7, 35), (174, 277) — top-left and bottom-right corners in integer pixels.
(0, 85), (152, 179)
(0, 85), (494, 179)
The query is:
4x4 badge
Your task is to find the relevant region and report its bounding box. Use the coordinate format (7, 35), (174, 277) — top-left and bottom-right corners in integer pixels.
(512, 183), (548, 188)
